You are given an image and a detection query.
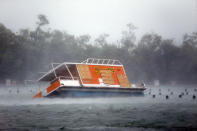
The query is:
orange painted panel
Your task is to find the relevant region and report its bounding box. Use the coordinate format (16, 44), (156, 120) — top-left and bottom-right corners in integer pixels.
(33, 91), (42, 98)
(47, 80), (61, 93)
(77, 64), (92, 79)
(100, 70), (114, 85)
(80, 65), (126, 85)
(117, 74), (131, 88)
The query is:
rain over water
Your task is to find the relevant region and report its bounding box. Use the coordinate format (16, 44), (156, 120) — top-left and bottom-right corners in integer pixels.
(0, 85), (197, 131)
(0, 1), (197, 130)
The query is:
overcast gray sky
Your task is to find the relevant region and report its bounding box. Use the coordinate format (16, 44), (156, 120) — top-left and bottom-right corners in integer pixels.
(0, 0), (196, 43)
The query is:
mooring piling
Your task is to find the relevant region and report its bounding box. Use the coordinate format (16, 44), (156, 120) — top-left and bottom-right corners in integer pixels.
(193, 95), (196, 99)
(17, 89), (19, 94)
(166, 95), (169, 99)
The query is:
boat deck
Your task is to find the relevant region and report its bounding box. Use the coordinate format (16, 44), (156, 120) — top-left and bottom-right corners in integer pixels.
(47, 86), (146, 97)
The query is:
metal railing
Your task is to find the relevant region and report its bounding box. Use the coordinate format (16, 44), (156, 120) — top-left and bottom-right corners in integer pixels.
(81, 58), (122, 65)
(50, 76), (79, 84)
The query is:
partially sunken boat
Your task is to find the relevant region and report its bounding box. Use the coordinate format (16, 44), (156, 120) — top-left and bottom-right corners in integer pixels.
(33, 58), (146, 98)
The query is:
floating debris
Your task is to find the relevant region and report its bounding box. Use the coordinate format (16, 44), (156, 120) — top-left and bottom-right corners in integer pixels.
(152, 95), (156, 98)
(193, 95), (196, 99)
(166, 95), (169, 99)
(17, 89), (19, 94)
(59, 126), (65, 130)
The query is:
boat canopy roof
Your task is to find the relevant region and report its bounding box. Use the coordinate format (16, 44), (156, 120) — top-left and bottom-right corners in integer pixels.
(38, 58), (122, 82)
(38, 63), (74, 82)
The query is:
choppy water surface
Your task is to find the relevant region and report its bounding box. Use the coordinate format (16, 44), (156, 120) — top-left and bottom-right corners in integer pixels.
(0, 85), (197, 131)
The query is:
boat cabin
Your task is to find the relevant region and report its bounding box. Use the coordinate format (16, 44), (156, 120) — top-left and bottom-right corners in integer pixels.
(33, 58), (144, 98)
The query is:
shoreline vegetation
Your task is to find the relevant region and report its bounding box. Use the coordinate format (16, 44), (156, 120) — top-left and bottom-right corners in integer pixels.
(0, 14), (197, 85)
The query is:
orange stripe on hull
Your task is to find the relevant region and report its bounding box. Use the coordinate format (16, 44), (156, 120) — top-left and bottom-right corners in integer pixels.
(33, 91), (42, 98)
(47, 80), (61, 94)
(33, 80), (61, 98)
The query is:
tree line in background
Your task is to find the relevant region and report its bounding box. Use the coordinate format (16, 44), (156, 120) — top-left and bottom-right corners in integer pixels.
(0, 15), (197, 85)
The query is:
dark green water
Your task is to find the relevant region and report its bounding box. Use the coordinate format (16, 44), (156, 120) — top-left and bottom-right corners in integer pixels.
(0, 85), (197, 131)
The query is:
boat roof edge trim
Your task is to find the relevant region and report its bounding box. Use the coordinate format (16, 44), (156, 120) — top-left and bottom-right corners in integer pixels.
(37, 61), (123, 82)
(81, 58), (122, 65)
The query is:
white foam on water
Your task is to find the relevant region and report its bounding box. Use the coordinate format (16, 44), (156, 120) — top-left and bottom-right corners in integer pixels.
(0, 85), (197, 106)
(0, 85), (197, 130)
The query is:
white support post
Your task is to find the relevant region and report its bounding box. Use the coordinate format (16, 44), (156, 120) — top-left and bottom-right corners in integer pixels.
(65, 64), (74, 80)
(58, 77), (60, 82)
(51, 63), (57, 78)
(92, 58), (95, 64)
(117, 60), (122, 65)
(90, 58), (93, 64)
(87, 58), (89, 64)
(97, 59), (100, 64)
(107, 59), (111, 64)
(102, 59), (105, 64)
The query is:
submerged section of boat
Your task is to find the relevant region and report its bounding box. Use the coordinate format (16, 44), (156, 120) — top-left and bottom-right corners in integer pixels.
(33, 58), (146, 98)
(47, 87), (145, 98)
